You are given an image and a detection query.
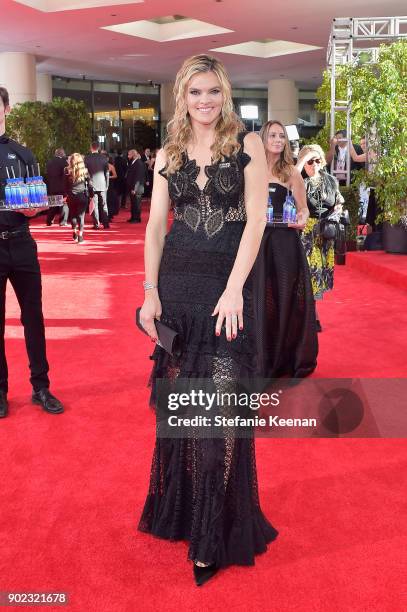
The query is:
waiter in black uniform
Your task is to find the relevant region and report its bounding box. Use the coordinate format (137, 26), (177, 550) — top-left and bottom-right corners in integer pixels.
(0, 86), (63, 418)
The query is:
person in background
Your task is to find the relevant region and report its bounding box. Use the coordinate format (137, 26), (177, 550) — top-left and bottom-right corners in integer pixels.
(126, 147), (145, 223)
(45, 148), (69, 226)
(0, 86), (64, 417)
(145, 149), (155, 198)
(297, 144), (344, 332)
(142, 147), (152, 197)
(114, 149), (128, 209)
(84, 142), (110, 229)
(104, 153), (118, 221)
(348, 137), (380, 230)
(289, 139), (300, 163)
(326, 129), (364, 186)
(256, 120), (317, 378)
(64, 153), (93, 244)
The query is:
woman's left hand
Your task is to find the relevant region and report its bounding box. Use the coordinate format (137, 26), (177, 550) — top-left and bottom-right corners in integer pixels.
(212, 288), (244, 341)
(288, 208), (309, 230)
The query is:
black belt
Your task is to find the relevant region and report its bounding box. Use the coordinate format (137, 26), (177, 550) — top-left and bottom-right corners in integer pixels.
(0, 227), (30, 240)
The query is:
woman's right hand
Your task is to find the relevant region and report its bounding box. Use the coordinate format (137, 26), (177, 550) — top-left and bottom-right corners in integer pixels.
(139, 290), (162, 342)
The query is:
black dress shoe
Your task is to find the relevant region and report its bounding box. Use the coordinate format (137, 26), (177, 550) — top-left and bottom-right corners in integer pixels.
(316, 319), (322, 333)
(193, 563), (219, 586)
(93, 224), (100, 230)
(0, 391), (8, 418)
(32, 389), (64, 414)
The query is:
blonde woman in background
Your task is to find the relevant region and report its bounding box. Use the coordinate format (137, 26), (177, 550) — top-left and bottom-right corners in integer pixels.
(64, 153), (93, 244)
(297, 144), (344, 331)
(138, 54), (278, 585)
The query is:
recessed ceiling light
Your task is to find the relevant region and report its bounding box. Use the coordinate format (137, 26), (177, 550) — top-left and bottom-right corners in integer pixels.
(291, 26), (298, 30)
(111, 13), (117, 16)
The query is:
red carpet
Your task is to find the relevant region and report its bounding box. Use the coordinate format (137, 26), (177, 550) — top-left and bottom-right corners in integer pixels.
(346, 251), (407, 292)
(0, 209), (406, 611)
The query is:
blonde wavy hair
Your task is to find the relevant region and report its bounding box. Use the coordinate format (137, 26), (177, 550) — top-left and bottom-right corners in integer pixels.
(259, 120), (294, 183)
(65, 153), (88, 183)
(297, 144), (327, 168)
(163, 54), (244, 174)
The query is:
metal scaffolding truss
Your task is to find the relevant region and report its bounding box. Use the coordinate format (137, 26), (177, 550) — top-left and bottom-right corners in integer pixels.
(327, 16), (407, 185)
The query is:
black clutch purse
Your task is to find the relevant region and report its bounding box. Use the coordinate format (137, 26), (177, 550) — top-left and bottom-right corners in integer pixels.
(135, 307), (182, 357)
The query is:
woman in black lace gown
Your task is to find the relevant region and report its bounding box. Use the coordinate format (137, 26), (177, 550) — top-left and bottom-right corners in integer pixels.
(138, 55), (278, 585)
(253, 121), (317, 378)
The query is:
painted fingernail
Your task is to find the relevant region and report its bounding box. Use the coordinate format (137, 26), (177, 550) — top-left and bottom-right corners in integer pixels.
(239, 326), (243, 331)
(232, 333), (237, 339)
(216, 332), (220, 337)
(227, 336), (231, 341)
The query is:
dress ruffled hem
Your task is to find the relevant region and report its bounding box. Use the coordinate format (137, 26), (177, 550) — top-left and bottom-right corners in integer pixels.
(138, 495), (278, 568)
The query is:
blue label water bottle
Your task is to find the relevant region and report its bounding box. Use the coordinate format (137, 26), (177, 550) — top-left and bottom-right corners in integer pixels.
(28, 177), (36, 206)
(289, 201), (297, 223)
(267, 192), (274, 223)
(15, 179), (24, 207)
(282, 198), (290, 223)
(21, 179), (29, 207)
(34, 176), (44, 207)
(4, 180), (12, 207)
(41, 178), (49, 205)
(10, 179), (19, 207)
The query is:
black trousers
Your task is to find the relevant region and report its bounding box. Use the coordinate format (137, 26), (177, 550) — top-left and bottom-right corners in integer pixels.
(0, 232), (50, 393)
(68, 193), (88, 231)
(129, 191), (143, 221)
(92, 191), (109, 227)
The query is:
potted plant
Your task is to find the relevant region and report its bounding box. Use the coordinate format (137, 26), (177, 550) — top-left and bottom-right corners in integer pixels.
(314, 40), (407, 254)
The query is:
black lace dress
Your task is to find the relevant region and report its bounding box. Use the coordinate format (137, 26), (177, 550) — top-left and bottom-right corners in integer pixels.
(252, 183), (318, 378)
(138, 134), (278, 567)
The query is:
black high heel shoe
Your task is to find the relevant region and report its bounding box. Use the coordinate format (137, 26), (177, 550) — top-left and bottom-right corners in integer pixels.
(193, 562), (219, 586)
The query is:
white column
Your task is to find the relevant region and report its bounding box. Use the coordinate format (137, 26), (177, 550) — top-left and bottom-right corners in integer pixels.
(160, 82), (175, 141)
(0, 52), (36, 106)
(36, 72), (52, 103)
(268, 79), (299, 126)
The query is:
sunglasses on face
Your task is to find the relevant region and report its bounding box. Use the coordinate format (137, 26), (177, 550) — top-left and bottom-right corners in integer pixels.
(306, 158), (322, 166)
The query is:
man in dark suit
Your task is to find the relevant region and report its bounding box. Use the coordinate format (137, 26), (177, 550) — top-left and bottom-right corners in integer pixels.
(126, 147), (146, 223)
(45, 148), (68, 226)
(84, 142), (110, 229)
(114, 149), (128, 209)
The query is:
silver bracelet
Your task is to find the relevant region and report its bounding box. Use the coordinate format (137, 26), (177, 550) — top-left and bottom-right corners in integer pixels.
(143, 281), (158, 290)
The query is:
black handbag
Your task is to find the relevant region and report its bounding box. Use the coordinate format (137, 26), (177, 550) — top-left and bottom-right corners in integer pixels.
(313, 217), (338, 240)
(135, 307), (182, 357)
